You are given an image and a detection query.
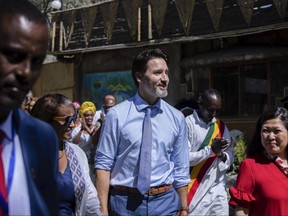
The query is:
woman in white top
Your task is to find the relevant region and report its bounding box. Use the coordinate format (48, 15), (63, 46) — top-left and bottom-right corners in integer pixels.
(71, 101), (101, 181)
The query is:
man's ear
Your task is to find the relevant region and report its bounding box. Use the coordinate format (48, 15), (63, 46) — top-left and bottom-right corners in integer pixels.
(135, 72), (142, 83)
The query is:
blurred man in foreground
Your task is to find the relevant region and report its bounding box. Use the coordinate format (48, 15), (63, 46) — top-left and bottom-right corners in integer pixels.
(0, 0), (58, 215)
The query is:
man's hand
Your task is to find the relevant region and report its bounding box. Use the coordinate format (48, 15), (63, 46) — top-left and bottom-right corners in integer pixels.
(211, 137), (229, 154)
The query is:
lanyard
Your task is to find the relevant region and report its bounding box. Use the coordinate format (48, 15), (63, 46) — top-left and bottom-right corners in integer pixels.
(0, 127), (16, 214)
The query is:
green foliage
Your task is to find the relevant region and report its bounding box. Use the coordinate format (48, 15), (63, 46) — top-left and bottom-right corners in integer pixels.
(234, 137), (246, 167)
(227, 137), (246, 175)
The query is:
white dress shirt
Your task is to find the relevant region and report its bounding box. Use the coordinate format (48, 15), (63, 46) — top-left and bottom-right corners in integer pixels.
(92, 110), (102, 124)
(0, 112), (30, 215)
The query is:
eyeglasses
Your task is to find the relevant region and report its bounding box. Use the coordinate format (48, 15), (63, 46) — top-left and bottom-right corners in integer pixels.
(52, 114), (77, 127)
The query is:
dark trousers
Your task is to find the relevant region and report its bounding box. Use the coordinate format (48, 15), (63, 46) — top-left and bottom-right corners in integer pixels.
(109, 187), (181, 216)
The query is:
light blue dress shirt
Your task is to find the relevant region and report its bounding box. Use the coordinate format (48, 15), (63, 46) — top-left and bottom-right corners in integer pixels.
(95, 93), (190, 189)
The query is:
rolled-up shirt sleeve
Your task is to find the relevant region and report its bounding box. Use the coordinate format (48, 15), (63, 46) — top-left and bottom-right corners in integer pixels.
(94, 109), (119, 170)
(172, 116), (191, 188)
(186, 115), (213, 166)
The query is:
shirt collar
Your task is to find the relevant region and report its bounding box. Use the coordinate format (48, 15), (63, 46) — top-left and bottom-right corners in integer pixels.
(193, 109), (216, 127)
(264, 151), (275, 161)
(133, 92), (162, 113)
(0, 111), (13, 141)
(264, 151), (288, 170)
(264, 150), (285, 163)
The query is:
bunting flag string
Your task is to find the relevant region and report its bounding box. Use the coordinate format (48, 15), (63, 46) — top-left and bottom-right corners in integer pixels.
(148, 0), (168, 37)
(205, 0), (224, 32)
(80, 6), (98, 47)
(237, 0), (254, 26)
(174, 0), (196, 36)
(273, 0), (288, 18)
(122, 0), (143, 40)
(61, 11), (76, 48)
(100, 0), (119, 42)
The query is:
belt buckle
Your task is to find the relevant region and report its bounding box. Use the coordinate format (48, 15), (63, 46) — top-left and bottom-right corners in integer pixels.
(150, 188), (156, 195)
(147, 187), (155, 195)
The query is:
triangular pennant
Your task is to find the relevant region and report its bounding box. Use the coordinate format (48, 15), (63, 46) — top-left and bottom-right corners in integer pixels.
(80, 6), (98, 47)
(122, 0), (143, 40)
(51, 12), (60, 23)
(148, 0), (168, 37)
(273, 0), (288, 18)
(205, 0), (224, 32)
(61, 10), (76, 49)
(174, 0), (196, 35)
(100, 0), (119, 42)
(237, 0), (254, 25)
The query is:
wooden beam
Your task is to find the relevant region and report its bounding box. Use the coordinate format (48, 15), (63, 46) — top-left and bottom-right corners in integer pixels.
(49, 22), (288, 55)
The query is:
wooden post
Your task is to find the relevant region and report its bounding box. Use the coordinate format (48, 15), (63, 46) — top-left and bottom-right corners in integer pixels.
(51, 21), (56, 52)
(138, 7), (141, 42)
(148, 4), (152, 39)
(59, 21), (63, 51)
(63, 25), (67, 48)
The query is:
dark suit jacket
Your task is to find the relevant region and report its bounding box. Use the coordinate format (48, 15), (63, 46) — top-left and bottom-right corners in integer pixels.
(12, 108), (58, 215)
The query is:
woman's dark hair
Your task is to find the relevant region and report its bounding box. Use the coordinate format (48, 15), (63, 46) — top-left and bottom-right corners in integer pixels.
(132, 48), (169, 87)
(246, 107), (288, 157)
(30, 94), (72, 123)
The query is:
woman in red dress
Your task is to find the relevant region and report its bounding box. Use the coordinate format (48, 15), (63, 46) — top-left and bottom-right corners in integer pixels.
(229, 107), (288, 216)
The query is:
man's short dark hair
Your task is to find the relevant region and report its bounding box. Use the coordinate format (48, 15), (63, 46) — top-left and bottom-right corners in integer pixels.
(132, 48), (169, 87)
(198, 88), (221, 104)
(0, 0), (47, 25)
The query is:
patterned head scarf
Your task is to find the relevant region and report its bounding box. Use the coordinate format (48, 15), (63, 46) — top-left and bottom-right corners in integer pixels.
(79, 101), (96, 116)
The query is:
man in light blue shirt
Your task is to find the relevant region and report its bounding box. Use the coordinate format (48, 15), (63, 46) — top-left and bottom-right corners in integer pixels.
(95, 48), (190, 216)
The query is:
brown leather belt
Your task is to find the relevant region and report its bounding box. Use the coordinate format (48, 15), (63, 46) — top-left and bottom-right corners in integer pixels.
(112, 184), (173, 195)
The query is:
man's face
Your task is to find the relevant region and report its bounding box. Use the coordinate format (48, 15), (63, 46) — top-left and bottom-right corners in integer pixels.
(0, 15), (48, 111)
(137, 58), (169, 104)
(199, 95), (221, 123)
(103, 97), (116, 114)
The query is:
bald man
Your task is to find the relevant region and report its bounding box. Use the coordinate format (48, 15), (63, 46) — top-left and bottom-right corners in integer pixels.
(93, 95), (116, 124)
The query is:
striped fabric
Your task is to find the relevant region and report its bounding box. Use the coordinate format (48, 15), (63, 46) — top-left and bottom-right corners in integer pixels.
(187, 118), (224, 205)
(65, 143), (86, 210)
(0, 130), (7, 216)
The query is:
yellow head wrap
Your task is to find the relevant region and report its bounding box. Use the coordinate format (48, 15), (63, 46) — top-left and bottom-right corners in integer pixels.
(79, 101), (96, 116)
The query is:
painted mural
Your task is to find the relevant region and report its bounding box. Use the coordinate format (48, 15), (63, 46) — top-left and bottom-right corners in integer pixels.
(83, 70), (137, 109)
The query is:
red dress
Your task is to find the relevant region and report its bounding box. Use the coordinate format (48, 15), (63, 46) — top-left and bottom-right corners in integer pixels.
(229, 153), (288, 216)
